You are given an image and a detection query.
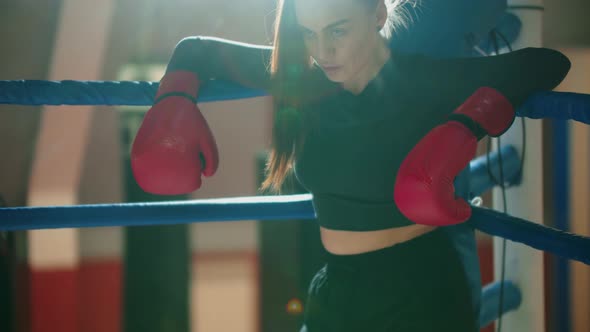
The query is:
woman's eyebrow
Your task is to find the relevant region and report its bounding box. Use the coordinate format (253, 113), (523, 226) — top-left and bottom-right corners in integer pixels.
(299, 18), (351, 31)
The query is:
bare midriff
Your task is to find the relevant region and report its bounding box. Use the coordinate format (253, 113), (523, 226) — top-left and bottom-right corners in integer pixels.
(319, 224), (438, 255)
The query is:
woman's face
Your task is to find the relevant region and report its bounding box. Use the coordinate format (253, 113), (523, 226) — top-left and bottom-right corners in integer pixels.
(294, 0), (384, 84)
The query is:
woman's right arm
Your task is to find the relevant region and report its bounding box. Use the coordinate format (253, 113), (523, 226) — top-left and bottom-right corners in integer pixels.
(166, 36), (274, 92)
(132, 37), (273, 195)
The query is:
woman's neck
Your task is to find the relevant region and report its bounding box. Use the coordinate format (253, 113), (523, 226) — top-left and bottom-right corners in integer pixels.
(341, 36), (392, 95)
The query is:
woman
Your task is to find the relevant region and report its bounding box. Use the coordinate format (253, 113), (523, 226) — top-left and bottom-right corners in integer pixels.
(131, 0), (570, 331)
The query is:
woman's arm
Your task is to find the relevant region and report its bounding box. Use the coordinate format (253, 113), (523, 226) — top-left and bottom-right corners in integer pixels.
(132, 37), (274, 195)
(405, 47), (571, 120)
(166, 36), (274, 92)
(441, 47), (570, 107)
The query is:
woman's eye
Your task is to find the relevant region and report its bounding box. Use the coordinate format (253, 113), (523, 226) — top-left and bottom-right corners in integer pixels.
(331, 28), (346, 38)
(302, 29), (315, 38)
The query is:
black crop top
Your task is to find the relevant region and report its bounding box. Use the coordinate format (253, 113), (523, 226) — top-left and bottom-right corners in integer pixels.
(167, 36), (571, 231)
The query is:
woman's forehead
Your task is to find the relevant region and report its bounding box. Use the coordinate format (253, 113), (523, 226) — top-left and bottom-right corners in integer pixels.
(294, 0), (363, 30)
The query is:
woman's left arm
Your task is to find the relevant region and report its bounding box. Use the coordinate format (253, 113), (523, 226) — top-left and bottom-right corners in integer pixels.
(421, 47), (571, 118)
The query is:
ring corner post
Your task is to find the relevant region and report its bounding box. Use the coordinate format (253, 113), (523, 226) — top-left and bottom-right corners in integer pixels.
(492, 1), (547, 331)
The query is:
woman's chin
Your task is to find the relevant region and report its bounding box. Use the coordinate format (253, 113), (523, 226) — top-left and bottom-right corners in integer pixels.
(323, 71), (345, 83)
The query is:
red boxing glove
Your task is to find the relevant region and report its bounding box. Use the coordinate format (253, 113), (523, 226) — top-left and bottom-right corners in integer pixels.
(394, 87), (514, 226)
(451, 86), (516, 138)
(131, 71), (219, 195)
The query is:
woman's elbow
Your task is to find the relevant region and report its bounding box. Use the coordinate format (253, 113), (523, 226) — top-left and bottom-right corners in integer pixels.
(167, 36), (212, 73)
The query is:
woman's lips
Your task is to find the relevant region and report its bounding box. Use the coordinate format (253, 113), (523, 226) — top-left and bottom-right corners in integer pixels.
(322, 65), (341, 74)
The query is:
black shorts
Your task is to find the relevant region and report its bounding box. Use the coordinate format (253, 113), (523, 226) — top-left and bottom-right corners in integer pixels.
(301, 228), (478, 332)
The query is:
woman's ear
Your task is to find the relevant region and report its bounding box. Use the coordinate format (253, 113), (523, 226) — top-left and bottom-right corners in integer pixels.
(376, 0), (388, 30)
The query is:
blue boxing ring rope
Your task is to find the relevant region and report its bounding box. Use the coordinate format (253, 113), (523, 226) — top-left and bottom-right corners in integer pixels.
(1, 194), (589, 266)
(2, 79), (590, 112)
(1, 78), (590, 330)
(0, 79), (267, 105)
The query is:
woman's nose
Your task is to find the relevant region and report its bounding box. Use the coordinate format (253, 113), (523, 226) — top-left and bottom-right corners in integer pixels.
(317, 38), (335, 62)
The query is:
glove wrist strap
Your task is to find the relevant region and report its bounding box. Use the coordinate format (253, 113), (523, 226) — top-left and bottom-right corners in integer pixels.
(153, 92), (198, 105)
(447, 113), (487, 140)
